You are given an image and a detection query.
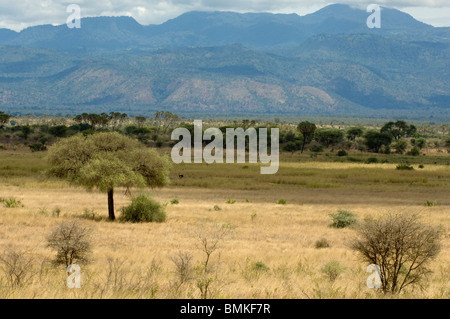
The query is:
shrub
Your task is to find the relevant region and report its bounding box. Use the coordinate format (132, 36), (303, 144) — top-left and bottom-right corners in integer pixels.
(277, 199), (287, 205)
(170, 198), (179, 205)
(329, 209), (357, 228)
(194, 223), (230, 298)
(213, 205), (221, 211)
(46, 221), (93, 267)
(418, 164), (424, 169)
(336, 150), (348, 156)
(351, 213), (442, 294)
(29, 143), (47, 152)
(225, 199), (236, 204)
(396, 164), (414, 170)
(0, 197), (23, 208)
(315, 238), (331, 249)
(283, 141), (301, 153)
(38, 207), (48, 216)
(0, 247), (36, 287)
(407, 146), (420, 156)
(412, 138), (427, 149)
(52, 207), (61, 218)
(366, 157), (378, 164)
(170, 251), (194, 290)
(347, 157), (362, 162)
(79, 208), (102, 221)
(309, 144), (324, 153)
(251, 261), (270, 272)
(320, 261), (346, 282)
(392, 140), (408, 154)
(120, 195), (166, 223)
(425, 200), (438, 207)
(445, 137), (450, 149)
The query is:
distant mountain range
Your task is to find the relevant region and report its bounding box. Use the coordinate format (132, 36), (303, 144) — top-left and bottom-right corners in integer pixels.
(0, 4), (449, 119)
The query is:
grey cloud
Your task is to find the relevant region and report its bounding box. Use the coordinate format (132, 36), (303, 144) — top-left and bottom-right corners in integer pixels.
(0, 0), (448, 31)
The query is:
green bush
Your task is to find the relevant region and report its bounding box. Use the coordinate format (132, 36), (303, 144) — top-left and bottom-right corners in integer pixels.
(396, 164), (414, 170)
(309, 145), (324, 153)
(329, 209), (357, 228)
(320, 261), (346, 282)
(79, 208), (102, 221)
(29, 143), (47, 152)
(0, 197), (23, 208)
(366, 157), (378, 164)
(120, 195), (166, 223)
(347, 157), (362, 162)
(226, 199), (236, 204)
(425, 200), (438, 207)
(251, 261), (270, 272)
(445, 137), (450, 149)
(336, 150), (348, 156)
(392, 140), (408, 154)
(170, 198), (179, 205)
(315, 238), (331, 249)
(277, 199), (287, 205)
(407, 146), (420, 156)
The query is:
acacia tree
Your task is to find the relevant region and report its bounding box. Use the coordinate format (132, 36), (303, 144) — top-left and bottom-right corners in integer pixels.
(346, 127), (364, 141)
(381, 120), (417, 140)
(363, 130), (393, 153)
(135, 116), (147, 128)
(314, 128), (344, 148)
(0, 111), (10, 128)
(47, 132), (171, 220)
(297, 121), (316, 153)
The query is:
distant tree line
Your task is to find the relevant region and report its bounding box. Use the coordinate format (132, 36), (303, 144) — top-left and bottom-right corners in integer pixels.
(0, 110), (449, 156)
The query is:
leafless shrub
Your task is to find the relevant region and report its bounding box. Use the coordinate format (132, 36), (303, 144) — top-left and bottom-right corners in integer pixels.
(105, 257), (127, 291)
(194, 223), (230, 274)
(193, 223), (232, 299)
(0, 247), (36, 288)
(351, 213), (442, 294)
(46, 221), (93, 268)
(170, 251), (194, 288)
(93, 256), (161, 298)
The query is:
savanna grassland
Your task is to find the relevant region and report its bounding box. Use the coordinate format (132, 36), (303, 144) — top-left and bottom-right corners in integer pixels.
(0, 147), (449, 299)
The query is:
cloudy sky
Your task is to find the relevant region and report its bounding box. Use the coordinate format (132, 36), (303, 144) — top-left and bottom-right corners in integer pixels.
(0, 0), (449, 31)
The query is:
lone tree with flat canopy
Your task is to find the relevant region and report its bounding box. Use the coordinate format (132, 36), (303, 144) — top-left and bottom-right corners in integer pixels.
(47, 132), (171, 220)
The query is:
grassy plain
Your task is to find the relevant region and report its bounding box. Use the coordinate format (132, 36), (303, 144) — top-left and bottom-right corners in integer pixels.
(0, 148), (449, 298)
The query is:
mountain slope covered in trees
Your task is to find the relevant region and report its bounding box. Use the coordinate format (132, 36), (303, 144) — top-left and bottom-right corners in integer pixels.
(0, 4), (449, 119)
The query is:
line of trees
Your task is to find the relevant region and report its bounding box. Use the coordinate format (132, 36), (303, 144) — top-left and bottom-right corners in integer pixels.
(1, 110), (449, 155)
(280, 120), (434, 155)
(73, 112), (128, 129)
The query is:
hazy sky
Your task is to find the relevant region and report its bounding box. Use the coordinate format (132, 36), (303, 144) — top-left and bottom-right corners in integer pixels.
(0, 0), (449, 31)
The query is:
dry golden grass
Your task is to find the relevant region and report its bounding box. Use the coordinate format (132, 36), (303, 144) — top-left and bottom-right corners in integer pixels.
(0, 184), (449, 299)
(0, 150), (449, 299)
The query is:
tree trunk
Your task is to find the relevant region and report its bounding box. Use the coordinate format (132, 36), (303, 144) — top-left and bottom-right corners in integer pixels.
(108, 189), (115, 221)
(301, 138), (306, 153)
